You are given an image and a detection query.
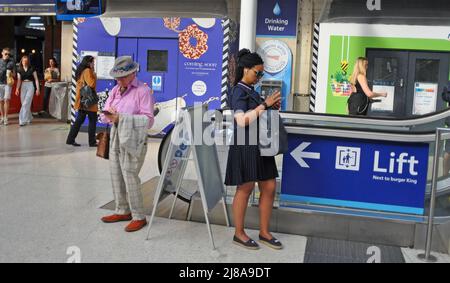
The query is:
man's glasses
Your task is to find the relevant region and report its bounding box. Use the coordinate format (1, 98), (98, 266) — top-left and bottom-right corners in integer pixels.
(3, 53), (10, 56)
(252, 69), (264, 79)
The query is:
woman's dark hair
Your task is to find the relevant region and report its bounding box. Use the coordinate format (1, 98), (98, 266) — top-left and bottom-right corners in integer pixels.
(233, 48), (264, 86)
(49, 57), (58, 68)
(75, 55), (94, 81)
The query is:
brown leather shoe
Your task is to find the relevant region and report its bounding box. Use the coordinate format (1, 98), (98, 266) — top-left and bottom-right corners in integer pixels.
(101, 214), (132, 223)
(125, 219), (147, 232)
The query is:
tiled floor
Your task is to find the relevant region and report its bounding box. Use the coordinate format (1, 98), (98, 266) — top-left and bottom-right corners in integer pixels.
(0, 116), (449, 263)
(0, 117), (307, 263)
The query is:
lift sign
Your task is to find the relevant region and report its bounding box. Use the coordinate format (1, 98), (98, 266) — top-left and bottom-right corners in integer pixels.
(281, 134), (429, 215)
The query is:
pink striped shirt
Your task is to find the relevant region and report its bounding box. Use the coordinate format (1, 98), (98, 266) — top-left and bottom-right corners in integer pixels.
(100, 78), (155, 128)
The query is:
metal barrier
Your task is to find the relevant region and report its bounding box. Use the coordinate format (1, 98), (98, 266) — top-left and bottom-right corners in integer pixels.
(418, 128), (450, 262)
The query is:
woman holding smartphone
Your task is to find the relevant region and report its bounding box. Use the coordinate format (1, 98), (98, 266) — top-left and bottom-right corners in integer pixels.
(225, 49), (282, 250)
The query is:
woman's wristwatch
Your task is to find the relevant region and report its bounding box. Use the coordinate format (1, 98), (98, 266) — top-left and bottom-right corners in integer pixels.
(261, 102), (268, 110)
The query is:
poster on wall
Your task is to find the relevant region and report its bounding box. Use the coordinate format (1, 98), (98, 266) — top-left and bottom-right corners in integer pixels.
(80, 51), (115, 80)
(412, 82), (438, 115)
(371, 85), (395, 112)
(96, 55), (115, 80)
(256, 39), (292, 110)
(162, 17), (222, 109)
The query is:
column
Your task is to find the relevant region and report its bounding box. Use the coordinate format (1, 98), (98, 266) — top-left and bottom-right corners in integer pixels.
(239, 0), (258, 51)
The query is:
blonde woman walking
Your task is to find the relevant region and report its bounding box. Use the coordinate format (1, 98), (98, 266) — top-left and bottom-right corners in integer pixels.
(347, 57), (387, 116)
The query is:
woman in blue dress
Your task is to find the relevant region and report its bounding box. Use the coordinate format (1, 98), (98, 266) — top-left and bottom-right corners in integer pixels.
(225, 49), (283, 250)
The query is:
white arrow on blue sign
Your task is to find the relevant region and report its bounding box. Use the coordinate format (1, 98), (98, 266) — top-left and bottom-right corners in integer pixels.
(290, 142), (321, 168)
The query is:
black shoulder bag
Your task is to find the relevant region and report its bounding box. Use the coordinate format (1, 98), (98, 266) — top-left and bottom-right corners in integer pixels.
(80, 77), (98, 110)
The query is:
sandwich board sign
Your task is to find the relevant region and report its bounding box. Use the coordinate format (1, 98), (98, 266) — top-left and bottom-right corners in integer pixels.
(145, 103), (230, 249)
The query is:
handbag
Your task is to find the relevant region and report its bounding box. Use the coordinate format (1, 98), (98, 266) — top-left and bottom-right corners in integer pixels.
(80, 79), (98, 110)
(347, 92), (369, 115)
(232, 85), (288, 156)
(96, 130), (110, 160)
(259, 109), (288, 156)
(6, 73), (14, 86)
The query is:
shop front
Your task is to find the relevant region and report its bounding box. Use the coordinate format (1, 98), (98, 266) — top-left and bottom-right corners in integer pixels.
(315, 0), (450, 118)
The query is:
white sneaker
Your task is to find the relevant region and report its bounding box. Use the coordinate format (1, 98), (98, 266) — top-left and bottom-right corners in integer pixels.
(0, 117), (3, 124)
(3, 118), (8, 125)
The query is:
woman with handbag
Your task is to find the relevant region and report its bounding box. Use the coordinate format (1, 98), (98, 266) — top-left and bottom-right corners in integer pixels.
(225, 49), (283, 250)
(66, 55), (98, 147)
(15, 55), (40, 127)
(347, 57), (387, 116)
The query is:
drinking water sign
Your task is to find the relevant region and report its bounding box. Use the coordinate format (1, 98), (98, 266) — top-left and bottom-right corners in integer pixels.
(256, 0), (298, 37)
(281, 134), (429, 215)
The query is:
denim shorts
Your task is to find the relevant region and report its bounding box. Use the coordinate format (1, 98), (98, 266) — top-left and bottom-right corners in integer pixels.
(0, 84), (12, 100)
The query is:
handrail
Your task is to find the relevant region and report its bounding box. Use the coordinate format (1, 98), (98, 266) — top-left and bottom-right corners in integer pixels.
(280, 108), (450, 128)
(285, 125), (450, 143)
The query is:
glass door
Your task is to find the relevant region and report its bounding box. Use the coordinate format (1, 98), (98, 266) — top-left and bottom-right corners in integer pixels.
(405, 52), (450, 117)
(366, 50), (408, 118)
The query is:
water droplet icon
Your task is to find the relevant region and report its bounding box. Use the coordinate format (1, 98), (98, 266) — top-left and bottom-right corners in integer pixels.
(273, 2), (281, 16)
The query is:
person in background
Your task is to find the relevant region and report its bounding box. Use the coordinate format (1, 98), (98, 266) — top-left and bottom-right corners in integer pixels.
(441, 85), (450, 177)
(100, 56), (155, 233)
(43, 57), (60, 114)
(225, 49), (283, 250)
(347, 57), (387, 116)
(66, 55), (97, 147)
(0, 48), (15, 126)
(15, 55), (40, 126)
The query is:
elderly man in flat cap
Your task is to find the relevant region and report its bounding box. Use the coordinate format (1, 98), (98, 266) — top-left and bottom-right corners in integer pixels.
(100, 56), (155, 232)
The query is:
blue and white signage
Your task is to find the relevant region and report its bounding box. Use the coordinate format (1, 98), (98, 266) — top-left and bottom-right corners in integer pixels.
(256, 0), (298, 37)
(152, 75), (163, 92)
(281, 135), (429, 215)
(0, 0), (54, 14)
(256, 39), (292, 110)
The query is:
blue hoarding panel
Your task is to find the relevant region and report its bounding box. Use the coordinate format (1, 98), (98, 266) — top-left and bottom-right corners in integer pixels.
(281, 134), (429, 215)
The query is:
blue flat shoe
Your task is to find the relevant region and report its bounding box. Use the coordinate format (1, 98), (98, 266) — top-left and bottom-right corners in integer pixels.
(233, 236), (260, 250)
(259, 235), (283, 250)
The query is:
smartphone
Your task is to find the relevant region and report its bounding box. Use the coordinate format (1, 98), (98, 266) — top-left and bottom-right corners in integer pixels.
(102, 110), (113, 115)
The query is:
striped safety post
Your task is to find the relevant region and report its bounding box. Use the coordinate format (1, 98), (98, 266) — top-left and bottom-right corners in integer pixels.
(310, 23), (319, 112)
(70, 18), (79, 125)
(221, 18), (231, 109)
